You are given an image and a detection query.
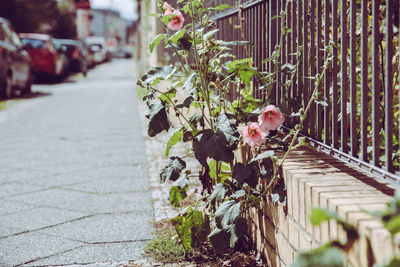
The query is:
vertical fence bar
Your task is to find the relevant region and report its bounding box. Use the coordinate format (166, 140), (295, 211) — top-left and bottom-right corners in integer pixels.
(291, 0), (297, 100)
(332, 0), (338, 148)
(350, 0), (357, 156)
(340, 0), (348, 152)
(323, 0), (330, 144)
(269, 0), (276, 102)
(309, 0), (316, 138)
(277, 0), (282, 105)
(372, 0), (380, 167)
(360, 0), (368, 162)
(317, 0), (323, 140)
(303, 0), (309, 134)
(297, 0), (303, 108)
(385, 0), (394, 171)
(286, 0), (292, 98)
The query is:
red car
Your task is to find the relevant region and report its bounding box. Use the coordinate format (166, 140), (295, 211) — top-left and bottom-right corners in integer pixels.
(19, 33), (68, 79)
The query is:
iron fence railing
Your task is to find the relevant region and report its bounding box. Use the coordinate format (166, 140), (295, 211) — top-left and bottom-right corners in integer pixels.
(212, 0), (400, 184)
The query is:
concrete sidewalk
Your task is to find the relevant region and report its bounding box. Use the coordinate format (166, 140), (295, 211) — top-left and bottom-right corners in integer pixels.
(0, 60), (154, 266)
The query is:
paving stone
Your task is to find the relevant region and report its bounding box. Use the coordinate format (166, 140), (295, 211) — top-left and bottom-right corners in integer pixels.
(30, 242), (148, 266)
(7, 188), (152, 214)
(0, 199), (35, 216)
(0, 182), (46, 199)
(0, 207), (88, 232)
(38, 213), (153, 243)
(0, 224), (25, 239)
(0, 232), (82, 266)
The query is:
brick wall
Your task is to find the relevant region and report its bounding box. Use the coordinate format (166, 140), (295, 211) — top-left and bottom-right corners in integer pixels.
(247, 147), (397, 267)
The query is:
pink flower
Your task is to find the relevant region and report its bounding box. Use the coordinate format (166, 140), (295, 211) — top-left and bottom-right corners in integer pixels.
(163, 2), (174, 15)
(258, 105), (285, 131)
(168, 10), (185, 31)
(242, 122), (267, 147)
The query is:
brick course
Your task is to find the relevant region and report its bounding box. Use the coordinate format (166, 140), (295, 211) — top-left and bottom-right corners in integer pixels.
(246, 147), (397, 266)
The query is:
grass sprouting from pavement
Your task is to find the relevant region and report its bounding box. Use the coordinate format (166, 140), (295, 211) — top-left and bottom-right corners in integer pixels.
(143, 220), (186, 264)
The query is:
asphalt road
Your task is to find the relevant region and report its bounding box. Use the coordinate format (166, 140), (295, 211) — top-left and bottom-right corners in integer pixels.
(0, 59), (154, 266)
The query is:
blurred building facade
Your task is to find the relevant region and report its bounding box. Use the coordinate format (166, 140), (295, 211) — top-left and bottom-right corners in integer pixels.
(90, 9), (128, 44)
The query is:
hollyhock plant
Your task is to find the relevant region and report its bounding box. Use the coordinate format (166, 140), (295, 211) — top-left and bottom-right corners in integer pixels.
(242, 122), (267, 147)
(258, 105), (285, 131)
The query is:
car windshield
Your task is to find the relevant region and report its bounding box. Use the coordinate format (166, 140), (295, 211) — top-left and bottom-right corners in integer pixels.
(21, 38), (46, 49)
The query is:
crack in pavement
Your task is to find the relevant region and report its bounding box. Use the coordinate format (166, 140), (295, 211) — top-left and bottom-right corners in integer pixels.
(15, 245), (86, 267)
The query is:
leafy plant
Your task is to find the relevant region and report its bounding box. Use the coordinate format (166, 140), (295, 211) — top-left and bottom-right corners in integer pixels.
(138, 0), (333, 258)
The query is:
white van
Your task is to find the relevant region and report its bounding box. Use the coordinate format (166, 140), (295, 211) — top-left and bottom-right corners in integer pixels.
(84, 36), (108, 65)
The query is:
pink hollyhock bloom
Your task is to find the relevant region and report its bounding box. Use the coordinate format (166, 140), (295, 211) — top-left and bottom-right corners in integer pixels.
(258, 105), (285, 131)
(168, 10), (185, 31)
(242, 122), (267, 147)
(163, 2), (173, 15)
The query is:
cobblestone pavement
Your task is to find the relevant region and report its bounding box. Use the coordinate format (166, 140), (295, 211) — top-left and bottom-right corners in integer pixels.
(0, 60), (154, 266)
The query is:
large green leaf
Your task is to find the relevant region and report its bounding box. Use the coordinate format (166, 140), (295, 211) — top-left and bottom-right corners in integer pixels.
(169, 173), (189, 207)
(291, 245), (344, 267)
(250, 150), (274, 162)
(139, 65), (174, 86)
(210, 183), (226, 205)
(208, 228), (230, 252)
(165, 127), (183, 156)
(193, 129), (235, 166)
(215, 200), (241, 229)
(149, 33), (166, 53)
(160, 156), (186, 182)
(172, 207), (209, 250)
(232, 162), (259, 188)
(147, 103), (170, 137)
(230, 217), (247, 248)
(271, 178), (287, 206)
(215, 113), (240, 151)
(170, 29), (185, 44)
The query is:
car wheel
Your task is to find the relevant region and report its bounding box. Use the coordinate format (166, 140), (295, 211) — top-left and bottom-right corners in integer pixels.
(0, 73), (12, 99)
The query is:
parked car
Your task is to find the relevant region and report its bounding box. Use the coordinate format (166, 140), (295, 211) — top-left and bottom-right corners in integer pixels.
(84, 36), (108, 65)
(19, 33), (68, 80)
(56, 38), (87, 76)
(116, 45), (133, 59)
(0, 18), (32, 98)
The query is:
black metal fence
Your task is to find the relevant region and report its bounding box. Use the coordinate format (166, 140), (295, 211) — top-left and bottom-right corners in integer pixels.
(212, 0), (400, 184)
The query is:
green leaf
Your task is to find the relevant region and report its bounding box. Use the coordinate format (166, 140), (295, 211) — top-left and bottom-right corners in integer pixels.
(208, 228), (230, 252)
(210, 183), (226, 205)
(169, 173), (189, 207)
(215, 200), (241, 229)
(193, 129), (235, 167)
(281, 63), (296, 74)
(215, 113), (240, 151)
(170, 29), (185, 44)
(291, 246), (344, 267)
(232, 162), (259, 188)
(160, 156), (186, 182)
(147, 103), (170, 137)
(384, 215), (400, 235)
(176, 96), (194, 108)
(250, 150), (275, 162)
(203, 29), (219, 40)
(230, 217), (247, 247)
(209, 4), (232, 11)
(184, 72), (196, 92)
(310, 208), (334, 226)
(165, 127), (183, 156)
(140, 65), (174, 86)
(149, 33), (166, 53)
(172, 207), (209, 250)
(271, 178), (287, 206)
